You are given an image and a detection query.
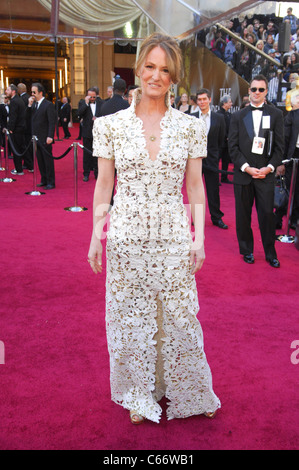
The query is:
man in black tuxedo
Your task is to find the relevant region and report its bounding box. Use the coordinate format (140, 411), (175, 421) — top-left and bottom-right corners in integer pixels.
(100, 78), (130, 116)
(5, 84), (26, 175)
(59, 97), (71, 139)
(78, 87), (102, 181)
(191, 88), (228, 229)
(27, 83), (56, 189)
(228, 75), (284, 267)
(92, 86), (104, 109)
(17, 83), (33, 171)
(275, 93), (299, 229)
(0, 95), (8, 149)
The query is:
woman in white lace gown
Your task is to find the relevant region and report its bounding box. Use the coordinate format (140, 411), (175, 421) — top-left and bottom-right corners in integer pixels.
(88, 33), (220, 424)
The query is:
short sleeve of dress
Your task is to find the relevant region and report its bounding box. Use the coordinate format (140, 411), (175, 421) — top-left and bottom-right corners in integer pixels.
(188, 116), (207, 159)
(92, 116), (114, 160)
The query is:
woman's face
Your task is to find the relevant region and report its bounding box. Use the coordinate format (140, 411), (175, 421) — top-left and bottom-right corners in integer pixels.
(181, 93), (188, 103)
(138, 46), (172, 100)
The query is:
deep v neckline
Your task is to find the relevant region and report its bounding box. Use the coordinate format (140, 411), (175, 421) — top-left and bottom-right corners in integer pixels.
(136, 115), (164, 162)
(132, 88), (171, 163)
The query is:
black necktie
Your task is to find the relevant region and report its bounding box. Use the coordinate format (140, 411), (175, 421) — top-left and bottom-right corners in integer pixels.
(250, 105), (264, 111)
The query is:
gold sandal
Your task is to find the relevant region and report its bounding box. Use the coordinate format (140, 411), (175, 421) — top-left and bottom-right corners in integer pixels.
(130, 410), (145, 425)
(204, 410), (217, 419)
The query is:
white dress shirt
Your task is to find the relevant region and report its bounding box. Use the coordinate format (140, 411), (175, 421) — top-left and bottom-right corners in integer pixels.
(199, 110), (211, 134)
(36, 97), (45, 109)
(90, 102), (96, 116)
(252, 108), (263, 137)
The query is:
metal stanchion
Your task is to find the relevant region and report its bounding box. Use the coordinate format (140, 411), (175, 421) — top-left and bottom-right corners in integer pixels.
(0, 130), (15, 183)
(0, 143), (5, 171)
(277, 158), (299, 244)
(64, 142), (87, 212)
(25, 136), (45, 196)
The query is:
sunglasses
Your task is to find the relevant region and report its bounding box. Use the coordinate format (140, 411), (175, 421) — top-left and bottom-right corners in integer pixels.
(250, 87), (266, 93)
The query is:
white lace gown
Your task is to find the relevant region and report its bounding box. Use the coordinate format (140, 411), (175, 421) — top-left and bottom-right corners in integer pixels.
(93, 90), (220, 423)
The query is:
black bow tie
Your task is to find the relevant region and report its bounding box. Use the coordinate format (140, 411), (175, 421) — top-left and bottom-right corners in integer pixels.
(250, 105), (264, 111)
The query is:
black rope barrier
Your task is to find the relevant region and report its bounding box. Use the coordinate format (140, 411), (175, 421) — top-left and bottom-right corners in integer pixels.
(24, 138), (87, 210)
(6, 131), (73, 161)
(79, 143), (92, 155)
(6, 132), (33, 158)
(36, 140), (73, 160)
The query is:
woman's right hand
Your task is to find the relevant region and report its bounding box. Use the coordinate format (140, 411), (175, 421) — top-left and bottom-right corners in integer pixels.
(87, 235), (103, 274)
(190, 243), (205, 274)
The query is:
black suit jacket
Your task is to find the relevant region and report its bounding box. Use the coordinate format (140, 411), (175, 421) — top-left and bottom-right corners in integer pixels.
(191, 110), (226, 170)
(59, 102), (71, 122)
(20, 92), (32, 134)
(284, 108), (299, 159)
(8, 94), (26, 133)
(20, 92), (30, 106)
(228, 104), (284, 184)
(100, 94), (130, 116)
(0, 104), (8, 130)
(217, 107), (231, 148)
(78, 100), (102, 138)
(27, 98), (56, 144)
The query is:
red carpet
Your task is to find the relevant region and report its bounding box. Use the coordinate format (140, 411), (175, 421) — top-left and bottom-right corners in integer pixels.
(0, 124), (298, 450)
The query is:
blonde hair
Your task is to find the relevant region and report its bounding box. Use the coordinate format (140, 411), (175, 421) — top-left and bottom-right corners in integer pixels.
(135, 33), (182, 84)
(256, 40), (264, 49)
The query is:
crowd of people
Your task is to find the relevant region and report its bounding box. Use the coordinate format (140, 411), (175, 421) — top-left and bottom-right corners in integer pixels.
(0, 82), (56, 188)
(0, 80), (139, 188)
(200, 7), (299, 104)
